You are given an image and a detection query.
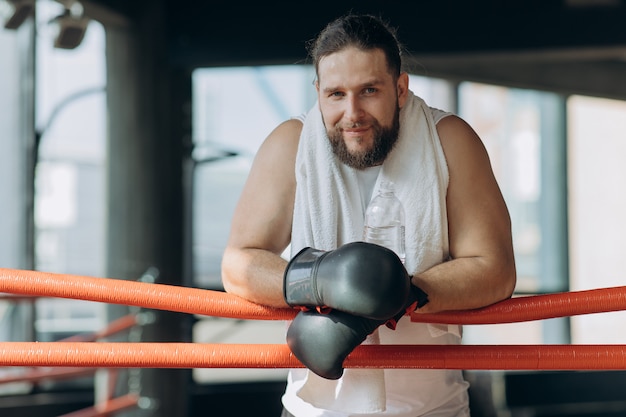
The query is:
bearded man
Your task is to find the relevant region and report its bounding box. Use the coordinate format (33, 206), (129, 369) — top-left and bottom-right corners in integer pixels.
(221, 14), (516, 417)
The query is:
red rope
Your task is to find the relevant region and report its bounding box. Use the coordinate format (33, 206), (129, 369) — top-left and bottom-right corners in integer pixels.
(3, 268), (626, 324)
(0, 342), (625, 370)
(0, 268), (294, 320)
(411, 286), (626, 324)
(2, 268), (626, 371)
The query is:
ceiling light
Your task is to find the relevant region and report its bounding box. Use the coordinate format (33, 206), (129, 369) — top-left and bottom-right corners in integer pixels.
(1, 0), (35, 30)
(50, 1), (89, 49)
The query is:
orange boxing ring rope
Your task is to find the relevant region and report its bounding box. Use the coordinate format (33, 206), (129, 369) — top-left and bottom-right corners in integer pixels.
(0, 268), (295, 321)
(0, 314), (137, 386)
(1, 342), (626, 371)
(3, 267), (626, 324)
(1, 267), (626, 371)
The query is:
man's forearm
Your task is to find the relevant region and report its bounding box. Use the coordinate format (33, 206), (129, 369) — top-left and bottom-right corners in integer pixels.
(411, 256), (516, 313)
(221, 246), (289, 308)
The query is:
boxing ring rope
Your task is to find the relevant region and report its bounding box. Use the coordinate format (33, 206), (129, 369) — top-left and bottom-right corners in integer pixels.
(0, 297), (140, 417)
(0, 268), (295, 321)
(411, 284), (626, 324)
(2, 342), (626, 371)
(0, 314), (137, 386)
(1, 268), (626, 371)
(3, 268), (626, 324)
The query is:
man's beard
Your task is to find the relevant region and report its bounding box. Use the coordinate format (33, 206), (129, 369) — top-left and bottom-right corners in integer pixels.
(327, 107), (400, 170)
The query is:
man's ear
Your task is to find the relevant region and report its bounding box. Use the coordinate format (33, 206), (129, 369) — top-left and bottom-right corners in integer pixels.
(397, 72), (409, 108)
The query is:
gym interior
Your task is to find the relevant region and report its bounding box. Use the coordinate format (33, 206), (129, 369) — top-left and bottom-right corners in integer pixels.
(1, 1), (626, 416)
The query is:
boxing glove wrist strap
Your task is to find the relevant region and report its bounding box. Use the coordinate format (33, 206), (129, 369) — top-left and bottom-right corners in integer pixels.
(283, 247), (328, 308)
(385, 286), (429, 330)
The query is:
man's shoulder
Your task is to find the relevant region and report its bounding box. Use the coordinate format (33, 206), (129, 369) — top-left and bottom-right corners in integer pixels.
(260, 118), (302, 158)
(291, 112), (307, 124)
(429, 107), (455, 125)
(274, 118), (303, 141)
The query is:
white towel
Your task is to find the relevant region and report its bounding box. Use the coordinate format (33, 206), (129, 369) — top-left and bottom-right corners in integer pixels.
(290, 91), (455, 414)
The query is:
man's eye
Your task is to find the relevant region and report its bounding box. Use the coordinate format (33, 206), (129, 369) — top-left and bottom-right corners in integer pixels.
(364, 87), (377, 94)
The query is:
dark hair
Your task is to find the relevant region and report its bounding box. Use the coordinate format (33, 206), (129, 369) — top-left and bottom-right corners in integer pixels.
(308, 14), (403, 79)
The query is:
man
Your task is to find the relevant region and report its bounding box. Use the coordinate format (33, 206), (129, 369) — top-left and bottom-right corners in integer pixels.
(222, 14), (516, 417)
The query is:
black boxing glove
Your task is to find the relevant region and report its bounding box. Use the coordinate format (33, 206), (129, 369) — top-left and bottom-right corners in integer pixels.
(287, 284), (429, 380)
(283, 242), (411, 320)
(286, 308), (386, 380)
(385, 284), (430, 330)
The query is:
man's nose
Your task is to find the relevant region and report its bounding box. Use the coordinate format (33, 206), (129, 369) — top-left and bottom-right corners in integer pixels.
(344, 96), (364, 122)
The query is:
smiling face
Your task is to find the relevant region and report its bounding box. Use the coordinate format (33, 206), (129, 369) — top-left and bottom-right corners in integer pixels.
(316, 47), (409, 169)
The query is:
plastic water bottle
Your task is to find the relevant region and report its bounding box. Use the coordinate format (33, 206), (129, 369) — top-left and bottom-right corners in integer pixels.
(362, 180), (406, 264)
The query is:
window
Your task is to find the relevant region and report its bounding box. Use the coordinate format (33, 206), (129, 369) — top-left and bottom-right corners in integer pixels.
(0, 9), (33, 395)
(0, 0), (107, 391)
(191, 65), (316, 289)
(459, 83), (570, 344)
(567, 95), (626, 344)
(459, 83), (568, 294)
(191, 65), (317, 383)
(33, 1), (107, 342)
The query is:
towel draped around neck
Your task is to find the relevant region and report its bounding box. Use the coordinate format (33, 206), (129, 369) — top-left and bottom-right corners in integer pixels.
(287, 91), (459, 414)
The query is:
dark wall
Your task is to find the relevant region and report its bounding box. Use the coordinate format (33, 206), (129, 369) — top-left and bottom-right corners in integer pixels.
(86, 0), (626, 99)
(89, 0), (626, 67)
(166, 1), (626, 68)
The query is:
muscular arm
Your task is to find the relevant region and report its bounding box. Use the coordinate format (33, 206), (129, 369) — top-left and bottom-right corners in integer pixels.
(221, 119), (302, 308)
(412, 115), (516, 313)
